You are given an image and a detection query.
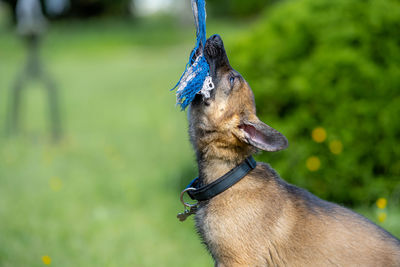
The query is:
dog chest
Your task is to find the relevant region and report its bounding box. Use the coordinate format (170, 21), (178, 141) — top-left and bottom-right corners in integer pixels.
(193, 193), (280, 265)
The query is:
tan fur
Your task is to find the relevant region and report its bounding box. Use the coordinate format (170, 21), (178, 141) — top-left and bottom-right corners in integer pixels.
(195, 164), (400, 266)
(187, 35), (400, 266)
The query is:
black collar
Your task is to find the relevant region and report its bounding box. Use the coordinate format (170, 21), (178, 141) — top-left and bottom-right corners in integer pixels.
(185, 156), (257, 202)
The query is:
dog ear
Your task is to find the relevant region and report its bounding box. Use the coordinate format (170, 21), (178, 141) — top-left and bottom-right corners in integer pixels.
(237, 120), (288, 152)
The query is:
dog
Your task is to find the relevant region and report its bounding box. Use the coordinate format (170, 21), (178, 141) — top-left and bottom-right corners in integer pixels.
(185, 34), (400, 266)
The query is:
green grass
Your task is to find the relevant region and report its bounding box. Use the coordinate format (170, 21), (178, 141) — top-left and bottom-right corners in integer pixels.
(0, 16), (398, 266)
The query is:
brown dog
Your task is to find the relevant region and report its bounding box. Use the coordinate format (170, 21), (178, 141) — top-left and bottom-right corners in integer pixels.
(185, 34), (400, 266)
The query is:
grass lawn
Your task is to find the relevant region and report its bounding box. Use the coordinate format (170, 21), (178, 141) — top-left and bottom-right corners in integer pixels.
(0, 16), (398, 266)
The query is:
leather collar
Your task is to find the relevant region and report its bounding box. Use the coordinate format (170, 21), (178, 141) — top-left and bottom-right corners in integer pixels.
(185, 156), (257, 202)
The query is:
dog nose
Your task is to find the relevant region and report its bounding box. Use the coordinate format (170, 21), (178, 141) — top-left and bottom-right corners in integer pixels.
(210, 34), (222, 46)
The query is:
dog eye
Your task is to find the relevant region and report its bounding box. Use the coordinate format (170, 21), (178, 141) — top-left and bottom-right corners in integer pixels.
(229, 76), (235, 86)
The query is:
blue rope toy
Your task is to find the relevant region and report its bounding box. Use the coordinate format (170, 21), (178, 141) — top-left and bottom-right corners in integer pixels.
(172, 0), (214, 110)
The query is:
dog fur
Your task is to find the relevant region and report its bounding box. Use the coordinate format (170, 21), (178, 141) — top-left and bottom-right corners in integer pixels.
(187, 34), (400, 266)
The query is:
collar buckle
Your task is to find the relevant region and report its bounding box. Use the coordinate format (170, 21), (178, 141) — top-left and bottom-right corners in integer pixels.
(245, 156), (257, 169)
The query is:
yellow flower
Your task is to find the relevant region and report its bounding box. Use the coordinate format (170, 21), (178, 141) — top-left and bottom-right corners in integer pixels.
(306, 156), (321, 171)
(377, 212), (387, 223)
(42, 255), (51, 265)
(376, 198), (387, 209)
(329, 140), (343, 155)
(49, 177), (62, 192)
(312, 127), (327, 143)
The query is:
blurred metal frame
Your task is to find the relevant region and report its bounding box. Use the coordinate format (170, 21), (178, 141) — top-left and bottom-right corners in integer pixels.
(5, 0), (62, 141)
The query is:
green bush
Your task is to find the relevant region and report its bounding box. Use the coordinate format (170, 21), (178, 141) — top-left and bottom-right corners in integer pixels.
(207, 0), (277, 18)
(233, 0), (400, 206)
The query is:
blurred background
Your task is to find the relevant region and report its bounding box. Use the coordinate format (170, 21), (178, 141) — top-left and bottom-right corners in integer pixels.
(0, 0), (399, 266)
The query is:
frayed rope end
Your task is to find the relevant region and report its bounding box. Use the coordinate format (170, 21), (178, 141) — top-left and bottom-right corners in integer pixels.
(171, 0), (214, 111)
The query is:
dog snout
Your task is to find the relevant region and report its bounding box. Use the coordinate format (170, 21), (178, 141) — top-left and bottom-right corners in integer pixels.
(204, 34), (230, 82)
(205, 34), (223, 58)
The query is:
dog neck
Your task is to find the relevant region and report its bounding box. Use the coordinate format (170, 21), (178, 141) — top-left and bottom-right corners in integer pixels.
(189, 109), (255, 185)
(195, 144), (254, 185)
(197, 157), (240, 185)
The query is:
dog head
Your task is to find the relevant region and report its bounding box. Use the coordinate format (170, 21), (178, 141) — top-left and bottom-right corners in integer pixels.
(188, 34), (288, 160)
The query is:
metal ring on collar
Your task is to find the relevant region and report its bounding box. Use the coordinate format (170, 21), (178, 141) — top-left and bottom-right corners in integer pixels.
(180, 187), (198, 208)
